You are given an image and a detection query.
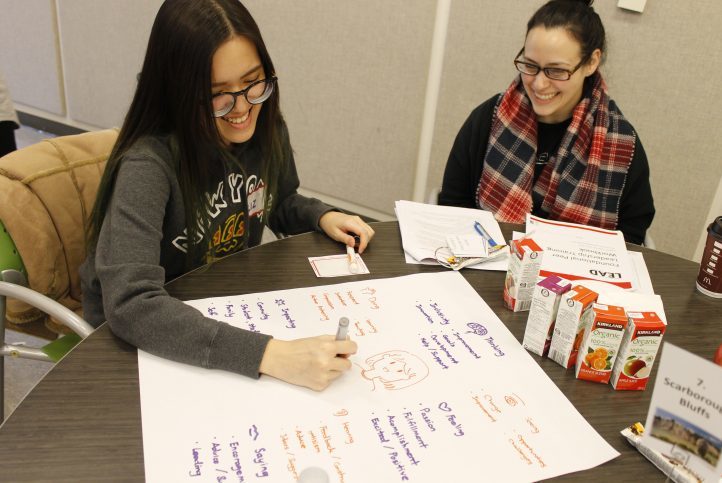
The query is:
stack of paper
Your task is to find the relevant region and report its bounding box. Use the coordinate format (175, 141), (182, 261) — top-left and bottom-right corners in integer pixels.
(522, 214), (654, 295)
(395, 200), (509, 271)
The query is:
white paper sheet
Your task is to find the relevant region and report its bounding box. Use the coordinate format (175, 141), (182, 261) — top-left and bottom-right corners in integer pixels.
(525, 215), (638, 290)
(628, 251), (654, 294)
(308, 254), (370, 277)
(511, 232), (655, 296)
(446, 233), (488, 258)
(138, 272), (618, 482)
(395, 200), (509, 271)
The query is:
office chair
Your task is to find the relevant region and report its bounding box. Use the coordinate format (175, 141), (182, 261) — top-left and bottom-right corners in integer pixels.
(0, 128), (118, 421)
(426, 186), (655, 248)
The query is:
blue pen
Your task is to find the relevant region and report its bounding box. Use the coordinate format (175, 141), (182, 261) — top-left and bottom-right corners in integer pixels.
(474, 221), (498, 247)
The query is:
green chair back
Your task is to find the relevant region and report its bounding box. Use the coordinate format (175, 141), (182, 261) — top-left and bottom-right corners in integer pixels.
(2, 218), (81, 362)
(0, 219), (26, 279)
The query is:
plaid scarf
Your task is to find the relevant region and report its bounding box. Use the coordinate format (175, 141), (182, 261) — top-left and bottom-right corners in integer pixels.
(476, 72), (635, 230)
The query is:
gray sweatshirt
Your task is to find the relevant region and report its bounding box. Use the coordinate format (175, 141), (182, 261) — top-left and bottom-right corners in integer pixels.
(80, 134), (333, 378)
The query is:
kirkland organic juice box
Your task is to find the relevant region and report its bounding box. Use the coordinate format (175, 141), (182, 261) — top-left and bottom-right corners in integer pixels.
(610, 311), (666, 390)
(503, 238), (544, 312)
(549, 285), (599, 369)
(575, 303), (627, 384)
(522, 275), (572, 356)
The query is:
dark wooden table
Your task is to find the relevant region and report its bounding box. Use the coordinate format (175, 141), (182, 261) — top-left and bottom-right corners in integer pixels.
(0, 222), (719, 482)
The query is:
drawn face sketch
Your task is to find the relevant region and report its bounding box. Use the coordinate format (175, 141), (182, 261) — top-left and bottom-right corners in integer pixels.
(360, 350), (429, 391)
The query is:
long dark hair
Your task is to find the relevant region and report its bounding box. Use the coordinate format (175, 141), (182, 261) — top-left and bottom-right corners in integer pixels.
(87, 0), (286, 260)
(527, 0), (606, 64)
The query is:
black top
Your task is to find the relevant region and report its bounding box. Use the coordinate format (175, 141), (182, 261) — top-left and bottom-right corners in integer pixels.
(439, 95), (655, 245)
(534, 118), (571, 212)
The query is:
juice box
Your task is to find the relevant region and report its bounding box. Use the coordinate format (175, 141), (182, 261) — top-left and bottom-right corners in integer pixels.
(610, 311), (666, 390)
(575, 303), (627, 384)
(548, 285), (599, 369)
(522, 275), (572, 356)
(503, 238), (544, 312)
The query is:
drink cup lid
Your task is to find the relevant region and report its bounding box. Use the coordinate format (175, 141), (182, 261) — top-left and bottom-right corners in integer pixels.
(711, 216), (722, 237)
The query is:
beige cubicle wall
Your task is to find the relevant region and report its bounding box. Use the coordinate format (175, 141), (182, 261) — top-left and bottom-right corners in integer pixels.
(248, 0), (438, 220)
(0, 1), (720, 261)
(0, 0), (161, 130)
(0, 0), (65, 116)
(55, 1), (162, 129)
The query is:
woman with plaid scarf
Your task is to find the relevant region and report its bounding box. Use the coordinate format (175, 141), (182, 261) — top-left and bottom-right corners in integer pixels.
(440, 0), (654, 245)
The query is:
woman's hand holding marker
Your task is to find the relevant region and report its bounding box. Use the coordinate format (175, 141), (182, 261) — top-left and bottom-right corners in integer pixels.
(319, 211), (375, 253)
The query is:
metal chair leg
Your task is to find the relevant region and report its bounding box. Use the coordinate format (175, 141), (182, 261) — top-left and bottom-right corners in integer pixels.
(1, 290), (6, 422)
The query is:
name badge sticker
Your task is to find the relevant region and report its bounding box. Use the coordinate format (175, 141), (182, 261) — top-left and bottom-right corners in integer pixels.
(248, 184), (265, 218)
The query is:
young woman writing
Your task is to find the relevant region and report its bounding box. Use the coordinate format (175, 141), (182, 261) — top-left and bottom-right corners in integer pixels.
(81, 0), (375, 391)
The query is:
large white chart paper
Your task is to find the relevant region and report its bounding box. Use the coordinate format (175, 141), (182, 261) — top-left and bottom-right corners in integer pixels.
(138, 272), (618, 482)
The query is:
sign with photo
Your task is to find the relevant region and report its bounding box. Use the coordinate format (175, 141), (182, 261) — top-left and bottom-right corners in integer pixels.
(643, 343), (722, 482)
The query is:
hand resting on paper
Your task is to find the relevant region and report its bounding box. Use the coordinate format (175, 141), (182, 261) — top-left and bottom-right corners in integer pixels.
(259, 335), (358, 391)
(319, 211), (375, 253)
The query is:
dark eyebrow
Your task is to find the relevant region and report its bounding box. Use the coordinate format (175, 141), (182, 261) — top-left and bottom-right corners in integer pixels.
(522, 55), (572, 68)
(211, 65), (262, 88)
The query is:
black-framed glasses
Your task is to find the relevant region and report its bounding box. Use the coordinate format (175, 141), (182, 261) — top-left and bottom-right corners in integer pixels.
(513, 48), (587, 81)
(212, 76), (277, 118)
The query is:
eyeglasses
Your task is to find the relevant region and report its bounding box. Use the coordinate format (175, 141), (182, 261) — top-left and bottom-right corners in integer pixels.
(513, 48), (587, 81)
(212, 76), (277, 118)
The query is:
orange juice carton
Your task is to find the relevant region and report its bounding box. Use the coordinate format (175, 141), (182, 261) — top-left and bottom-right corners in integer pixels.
(503, 237), (544, 312)
(610, 311), (666, 391)
(549, 285), (599, 369)
(522, 275), (572, 356)
(575, 303), (627, 384)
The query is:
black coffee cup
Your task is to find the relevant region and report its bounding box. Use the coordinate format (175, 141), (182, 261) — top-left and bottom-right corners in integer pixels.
(696, 216), (722, 297)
